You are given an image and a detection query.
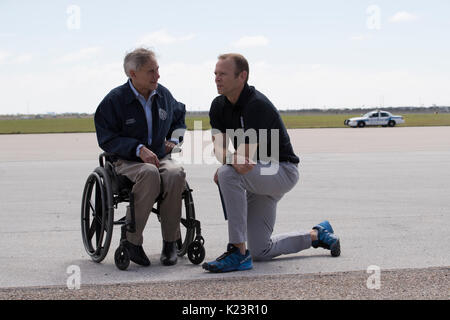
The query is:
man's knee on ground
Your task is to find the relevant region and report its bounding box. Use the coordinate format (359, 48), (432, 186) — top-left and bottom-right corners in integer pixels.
(248, 244), (273, 262)
(251, 251), (273, 262)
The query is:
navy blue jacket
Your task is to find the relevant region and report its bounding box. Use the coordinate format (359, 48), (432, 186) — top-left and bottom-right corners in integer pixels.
(94, 81), (186, 162)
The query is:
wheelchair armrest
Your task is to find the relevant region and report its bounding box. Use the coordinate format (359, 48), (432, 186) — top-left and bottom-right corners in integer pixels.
(170, 140), (183, 154)
(99, 152), (117, 167)
(100, 143), (181, 168)
(171, 146), (182, 154)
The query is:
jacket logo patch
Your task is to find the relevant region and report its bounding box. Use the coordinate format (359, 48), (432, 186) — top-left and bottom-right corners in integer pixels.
(159, 108), (167, 121)
(125, 118), (136, 125)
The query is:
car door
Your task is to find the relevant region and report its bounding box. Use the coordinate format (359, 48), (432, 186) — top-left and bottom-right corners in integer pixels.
(379, 112), (390, 126)
(368, 112), (379, 125)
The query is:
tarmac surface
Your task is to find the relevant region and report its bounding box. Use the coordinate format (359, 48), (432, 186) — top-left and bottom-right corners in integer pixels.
(0, 127), (449, 299)
(0, 267), (448, 300)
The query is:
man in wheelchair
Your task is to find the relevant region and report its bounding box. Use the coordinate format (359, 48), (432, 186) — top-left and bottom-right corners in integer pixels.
(94, 48), (186, 267)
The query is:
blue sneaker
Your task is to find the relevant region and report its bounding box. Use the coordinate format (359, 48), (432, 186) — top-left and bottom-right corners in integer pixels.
(312, 220), (340, 257)
(311, 220), (333, 248)
(313, 220), (334, 235)
(202, 244), (253, 273)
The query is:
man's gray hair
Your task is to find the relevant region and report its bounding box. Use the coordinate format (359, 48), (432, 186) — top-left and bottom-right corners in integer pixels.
(123, 48), (156, 77)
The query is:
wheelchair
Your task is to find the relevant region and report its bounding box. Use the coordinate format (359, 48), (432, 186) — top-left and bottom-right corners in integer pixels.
(81, 152), (205, 270)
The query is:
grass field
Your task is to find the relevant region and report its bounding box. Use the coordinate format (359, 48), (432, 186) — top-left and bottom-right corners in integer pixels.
(1, 113), (450, 134)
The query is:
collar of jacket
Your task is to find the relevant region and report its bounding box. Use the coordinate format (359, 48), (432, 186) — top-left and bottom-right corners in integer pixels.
(122, 81), (164, 105)
(226, 83), (252, 110)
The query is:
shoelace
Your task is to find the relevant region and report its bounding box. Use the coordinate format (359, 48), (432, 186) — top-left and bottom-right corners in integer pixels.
(216, 246), (238, 261)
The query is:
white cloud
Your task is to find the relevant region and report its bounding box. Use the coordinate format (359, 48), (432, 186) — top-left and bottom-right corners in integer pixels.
(253, 60), (270, 69)
(0, 51), (10, 64)
(12, 54), (33, 64)
(0, 60), (216, 114)
(232, 35), (269, 48)
(56, 47), (102, 63)
(390, 12), (418, 23)
(1, 60), (450, 115)
(247, 63), (450, 110)
(350, 34), (368, 41)
(137, 30), (195, 46)
(0, 61), (125, 114)
(160, 60), (217, 111)
(0, 51), (32, 64)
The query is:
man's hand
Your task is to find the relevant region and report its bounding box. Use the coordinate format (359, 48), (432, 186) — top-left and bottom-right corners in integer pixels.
(164, 140), (176, 154)
(231, 153), (255, 175)
(139, 146), (160, 167)
(213, 154), (255, 184)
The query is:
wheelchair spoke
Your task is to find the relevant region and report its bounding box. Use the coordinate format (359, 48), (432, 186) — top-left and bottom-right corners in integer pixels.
(87, 213), (103, 239)
(88, 200), (96, 216)
(89, 209), (111, 239)
(88, 218), (97, 240)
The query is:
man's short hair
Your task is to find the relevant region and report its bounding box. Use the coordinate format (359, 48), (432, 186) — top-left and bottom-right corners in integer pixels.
(218, 53), (249, 82)
(123, 48), (156, 77)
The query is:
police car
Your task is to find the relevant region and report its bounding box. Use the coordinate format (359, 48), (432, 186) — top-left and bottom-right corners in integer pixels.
(344, 110), (405, 128)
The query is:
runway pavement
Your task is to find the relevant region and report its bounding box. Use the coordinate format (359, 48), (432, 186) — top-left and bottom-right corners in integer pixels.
(0, 127), (449, 297)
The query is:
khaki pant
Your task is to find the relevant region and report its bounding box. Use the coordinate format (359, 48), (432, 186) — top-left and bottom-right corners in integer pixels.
(114, 156), (186, 245)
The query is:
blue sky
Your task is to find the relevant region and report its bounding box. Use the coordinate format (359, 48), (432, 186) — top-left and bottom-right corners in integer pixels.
(1, 0), (449, 114)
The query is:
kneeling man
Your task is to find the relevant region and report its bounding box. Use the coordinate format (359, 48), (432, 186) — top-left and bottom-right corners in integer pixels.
(203, 53), (341, 273)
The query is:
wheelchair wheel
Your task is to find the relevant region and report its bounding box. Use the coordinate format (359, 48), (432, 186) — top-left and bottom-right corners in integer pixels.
(114, 245), (130, 271)
(81, 167), (114, 263)
(176, 182), (196, 257)
(187, 237), (206, 265)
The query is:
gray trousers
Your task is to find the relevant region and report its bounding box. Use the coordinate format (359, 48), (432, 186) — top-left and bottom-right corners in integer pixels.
(217, 162), (312, 261)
